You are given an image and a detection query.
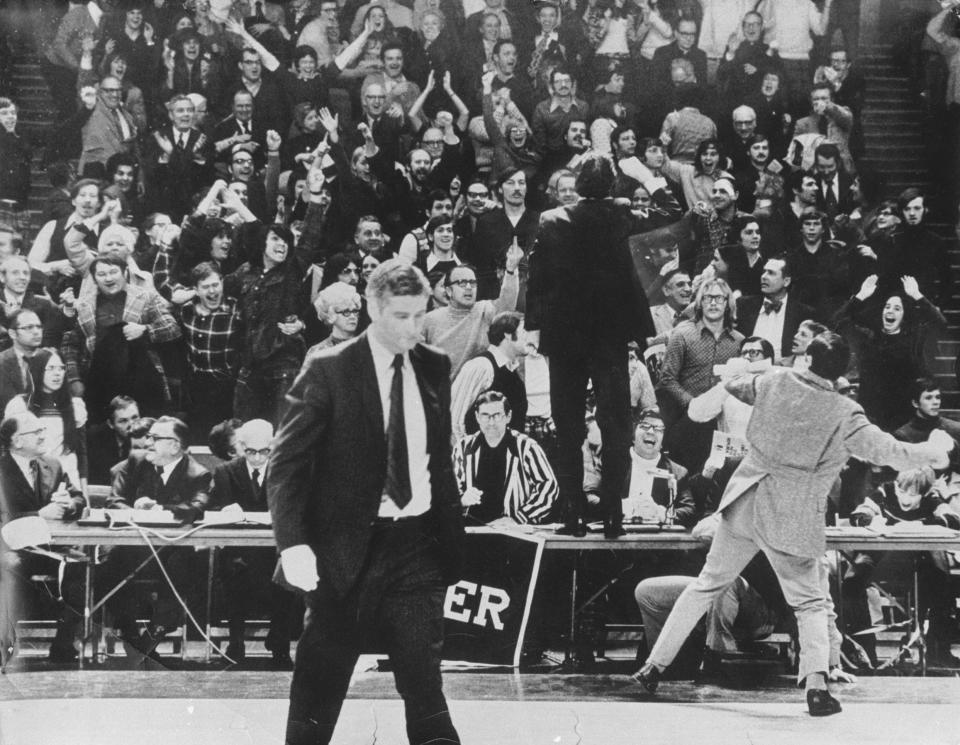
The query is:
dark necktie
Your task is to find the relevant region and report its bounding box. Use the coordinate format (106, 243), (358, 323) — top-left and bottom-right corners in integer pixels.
(824, 181), (837, 211)
(763, 298), (782, 314)
(154, 465), (164, 496)
(30, 459), (41, 502)
(19, 355), (34, 398)
(177, 133), (186, 150)
(251, 468), (263, 501)
(385, 354), (412, 508)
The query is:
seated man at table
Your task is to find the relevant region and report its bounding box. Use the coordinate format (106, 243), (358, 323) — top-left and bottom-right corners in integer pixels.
(210, 418), (298, 667)
(98, 416), (212, 659)
(0, 411), (86, 664)
(453, 391), (558, 527)
(624, 409), (702, 529)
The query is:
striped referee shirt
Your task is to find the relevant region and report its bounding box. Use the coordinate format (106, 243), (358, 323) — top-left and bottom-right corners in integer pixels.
(179, 298), (242, 378)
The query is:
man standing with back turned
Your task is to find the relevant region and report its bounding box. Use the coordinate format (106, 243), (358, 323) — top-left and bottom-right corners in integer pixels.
(632, 332), (953, 716)
(267, 259), (464, 745)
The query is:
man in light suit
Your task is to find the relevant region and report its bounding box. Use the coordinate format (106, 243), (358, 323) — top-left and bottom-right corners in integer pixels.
(633, 332), (953, 716)
(0, 411), (86, 664)
(267, 259), (464, 745)
(79, 76), (139, 175)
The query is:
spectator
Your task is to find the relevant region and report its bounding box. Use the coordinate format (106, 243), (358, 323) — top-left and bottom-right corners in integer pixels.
(811, 142), (855, 220)
(61, 256), (181, 421)
(735, 255), (816, 362)
(86, 394), (139, 485)
(28, 179), (104, 281)
(0, 98), (31, 210)
(78, 76), (139, 176)
(0, 257), (67, 351)
(178, 262), (242, 442)
(0, 309), (44, 413)
(894, 378), (960, 454)
(149, 94), (212, 223)
(225, 225), (306, 425)
(453, 390), (557, 526)
(787, 207), (853, 322)
(422, 249), (520, 379)
(781, 319), (828, 370)
(307, 281), (362, 356)
(835, 275), (946, 432)
(757, 0), (832, 112)
(450, 310), (528, 442)
(647, 267), (693, 346)
(659, 84), (717, 164)
(531, 67), (589, 168)
(651, 17), (707, 92)
(793, 83), (855, 176)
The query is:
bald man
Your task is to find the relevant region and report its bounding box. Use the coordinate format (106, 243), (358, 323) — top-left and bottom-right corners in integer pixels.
(211, 419), (299, 666)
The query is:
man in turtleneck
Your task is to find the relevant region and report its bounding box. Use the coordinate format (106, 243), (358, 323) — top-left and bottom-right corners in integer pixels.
(894, 379), (960, 470)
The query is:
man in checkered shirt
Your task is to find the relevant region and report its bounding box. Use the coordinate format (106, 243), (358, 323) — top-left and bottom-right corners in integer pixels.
(177, 262), (243, 442)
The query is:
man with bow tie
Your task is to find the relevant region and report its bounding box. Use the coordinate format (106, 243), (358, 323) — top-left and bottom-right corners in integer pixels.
(735, 255), (816, 362)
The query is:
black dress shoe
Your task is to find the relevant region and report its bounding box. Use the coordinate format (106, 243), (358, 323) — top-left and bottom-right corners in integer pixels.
(270, 649), (294, 669)
(225, 641), (246, 663)
(806, 689), (842, 717)
(631, 663), (661, 694)
(555, 521), (587, 538)
(604, 522), (626, 539)
(48, 644), (79, 663)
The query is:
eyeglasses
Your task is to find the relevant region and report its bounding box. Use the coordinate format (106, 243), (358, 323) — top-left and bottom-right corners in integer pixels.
(233, 158), (253, 165)
(365, 94), (386, 101)
(362, 262), (380, 269)
(476, 411), (506, 422)
(14, 324), (42, 331)
(637, 422), (665, 433)
(243, 447), (272, 457)
(341, 267), (359, 274)
(467, 191), (489, 199)
(145, 434), (179, 443)
(100, 87), (122, 93)
(335, 307), (361, 316)
(741, 348), (765, 358)
(878, 210), (895, 217)
(448, 279), (477, 288)
(422, 139), (443, 146)
(702, 294), (727, 305)
(45, 364), (66, 372)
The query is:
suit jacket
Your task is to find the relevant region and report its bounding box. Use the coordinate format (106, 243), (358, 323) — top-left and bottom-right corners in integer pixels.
(720, 367), (940, 558)
(0, 348), (31, 412)
(211, 115), (267, 164)
(211, 456), (267, 512)
(652, 43), (708, 91)
(794, 107), (854, 174)
(526, 199), (654, 356)
(0, 451), (84, 525)
(0, 293), (68, 352)
(267, 332), (465, 595)
(86, 422), (129, 487)
(735, 293), (816, 359)
(79, 103), (139, 173)
(151, 126), (213, 221)
(108, 452), (211, 514)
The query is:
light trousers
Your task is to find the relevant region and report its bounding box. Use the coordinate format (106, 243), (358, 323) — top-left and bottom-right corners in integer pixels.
(647, 488), (831, 683)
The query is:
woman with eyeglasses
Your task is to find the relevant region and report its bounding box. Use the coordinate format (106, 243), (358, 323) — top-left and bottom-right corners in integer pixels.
(308, 281), (363, 355)
(3, 348), (88, 492)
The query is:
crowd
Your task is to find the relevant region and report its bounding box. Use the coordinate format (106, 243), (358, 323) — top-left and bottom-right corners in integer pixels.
(0, 0), (958, 675)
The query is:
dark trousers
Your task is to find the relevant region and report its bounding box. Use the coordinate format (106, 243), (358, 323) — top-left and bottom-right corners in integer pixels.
(549, 342), (632, 526)
(0, 549), (82, 650)
(219, 548), (299, 650)
(234, 364), (299, 427)
(187, 370), (237, 445)
(96, 545), (207, 634)
(285, 519), (459, 745)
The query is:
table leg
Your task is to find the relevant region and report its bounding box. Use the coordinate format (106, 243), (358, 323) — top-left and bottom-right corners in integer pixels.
(81, 547), (94, 667)
(565, 551), (580, 665)
(205, 548), (217, 664)
(914, 557), (926, 676)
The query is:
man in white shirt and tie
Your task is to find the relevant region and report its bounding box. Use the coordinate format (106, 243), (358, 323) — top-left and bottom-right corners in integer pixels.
(735, 255), (816, 362)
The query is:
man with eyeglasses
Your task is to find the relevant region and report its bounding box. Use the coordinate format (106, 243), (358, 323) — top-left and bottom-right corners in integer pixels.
(453, 390), (557, 526)
(101, 416), (212, 660)
(211, 418), (298, 666)
(0, 256), (66, 352)
(0, 411), (86, 666)
(651, 18), (707, 94)
(79, 76), (139, 175)
(178, 263), (243, 442)
(454, 179), (493, 262)
(422, 248), (521, 380)
(0, 309), (43, 412)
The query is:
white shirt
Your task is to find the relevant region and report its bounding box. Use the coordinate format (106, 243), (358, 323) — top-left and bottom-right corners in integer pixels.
(159, 456), (183, 485)
(368, 333), (432, 518)
(624, 452), (666, 522)
(751, 294), (788, 362)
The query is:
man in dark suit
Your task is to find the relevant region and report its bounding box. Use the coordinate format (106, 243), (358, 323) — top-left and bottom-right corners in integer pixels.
(735, 255), (817, 362)
(86, 395), (140, 486)
(526, 154), (655, 538)
(0, 412), (85, 664)
(212, 90), (267, 166)
(812, 142), (854, 219)
(210, 418), (298, 666)
(0, 308), (43, 412)
(268, 259), (464, 745)
(98, 416), (212, 658)
(651, 18), (708, 92)
(0, 257), (66, 351)
(149, 94), (213, 223)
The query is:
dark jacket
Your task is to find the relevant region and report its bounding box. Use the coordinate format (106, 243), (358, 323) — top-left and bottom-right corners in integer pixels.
(526, 199), (654, 356)
(735, 293), (817, 360)
(108, 452), (211, 522)
(0, 451), (84, 525)
(211, 456), (267, 511)
(267, 333), (465, 594)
